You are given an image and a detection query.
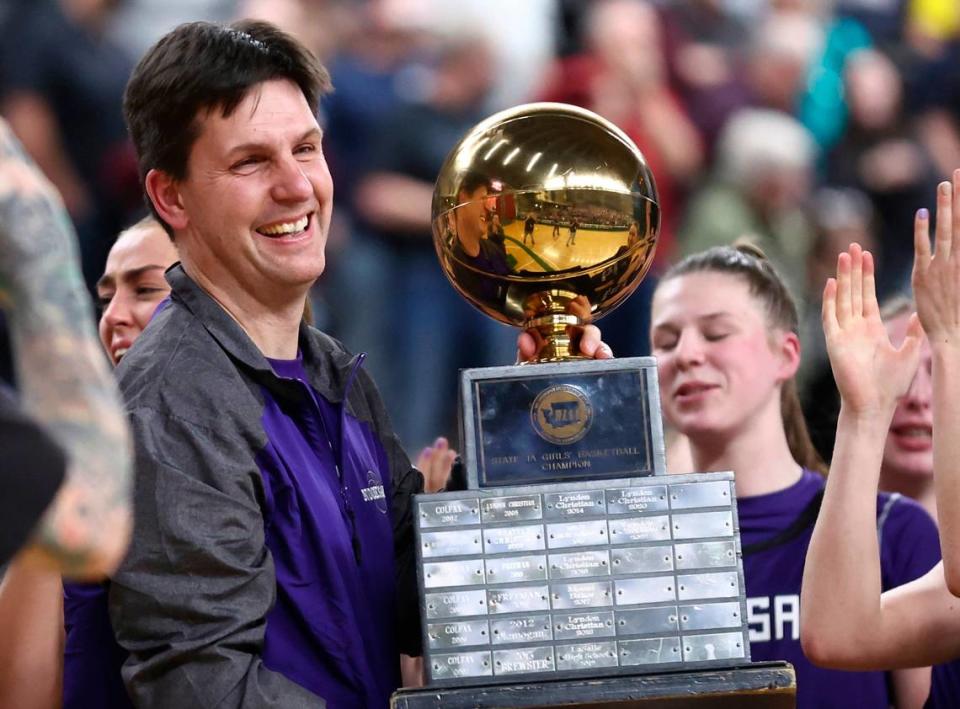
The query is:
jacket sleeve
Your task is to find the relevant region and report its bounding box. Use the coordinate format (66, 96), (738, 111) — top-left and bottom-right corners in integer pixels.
(353, 365), (425, 657)
(109, 407), (324, 708)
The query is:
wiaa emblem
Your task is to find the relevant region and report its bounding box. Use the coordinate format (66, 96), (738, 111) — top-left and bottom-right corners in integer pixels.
(531, 384), (593, 445)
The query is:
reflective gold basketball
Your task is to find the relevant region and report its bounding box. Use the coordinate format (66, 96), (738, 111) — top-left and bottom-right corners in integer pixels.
(432, 102), (660, 361)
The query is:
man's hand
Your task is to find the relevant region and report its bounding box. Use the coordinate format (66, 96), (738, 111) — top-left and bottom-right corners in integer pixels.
(517, 324), (614, 363)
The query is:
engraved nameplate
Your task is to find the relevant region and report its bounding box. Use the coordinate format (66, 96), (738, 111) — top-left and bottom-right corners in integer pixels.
(556, 641), (618, 671)
(487, 585), (550, 615)
(481, 495), (543, 523)
(679, 602), (742, 631)
(425, 589), (487, 619)
(430, 650), (492, 680)
(419, 498), (481, 528)
(614, 576), (676, 605)
(484, 555), (547, 584)
(672, 511), (734, 540)
(484, 524), (545, 554)
(490, 614), (553, 644)
(619, 637), (682, 666)
(493, 646), (555, 675)
(677, 572), (740, 601)
(674, 541), (738, 570)
(549, 550), (610, 579)
(546, 520), (608, 549)
(555, 611), (616, 641)
(610, 545), (673, 574)
(670, 481), (731, 509)
(616, 606), (678, 635)
(544, 490), (606, 519)
(423, 559), (485, 589)
(682, 631), (745, 662)
(552, 581), (613, 610)
(421, 530), (482, 558)
(606, 486), (669, 514)
(427, 620), (490, 650)
(609, 516), (672, 544)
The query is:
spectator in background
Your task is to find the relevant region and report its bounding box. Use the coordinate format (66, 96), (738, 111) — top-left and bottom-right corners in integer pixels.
(679, 108), (816, 300)
(825, 48), (939, 298)
(353, 31), (516, 450)
(0, 0), (140, 291)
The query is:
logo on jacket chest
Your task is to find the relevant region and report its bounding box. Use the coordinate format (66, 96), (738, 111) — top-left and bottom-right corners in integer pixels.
(361, 469), (388, 514)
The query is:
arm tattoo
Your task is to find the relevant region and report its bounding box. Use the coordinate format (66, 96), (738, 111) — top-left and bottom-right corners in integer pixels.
(0, 120), (132, 577)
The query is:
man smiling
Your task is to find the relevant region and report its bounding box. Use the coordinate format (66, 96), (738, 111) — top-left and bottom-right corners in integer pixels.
(111, 22), (421, 708)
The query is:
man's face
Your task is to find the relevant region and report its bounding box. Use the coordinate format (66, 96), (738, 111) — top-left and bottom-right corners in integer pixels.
(456, 185), (488, 243)
(172, 78), (333, 303)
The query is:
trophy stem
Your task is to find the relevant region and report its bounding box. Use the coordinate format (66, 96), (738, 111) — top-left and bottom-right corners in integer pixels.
(527, 314), (589, 362)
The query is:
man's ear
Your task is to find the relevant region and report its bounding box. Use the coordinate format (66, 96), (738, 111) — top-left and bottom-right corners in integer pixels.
(776, 330), (801, 382)
(144, 169), (188, 231)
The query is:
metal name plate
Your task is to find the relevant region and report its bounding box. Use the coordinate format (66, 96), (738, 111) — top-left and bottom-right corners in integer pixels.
(605, 486), (669, 514)
(421, 529), (483, 558)
(554, 611), (616, 641)
(548, 550), (610, 579)
(614, 576), (676, 606)
(493, 646), (555, 675)
(546, 520), (609, 549)
(484, 524), (545, 554)
(618, 636), (682, 666)
(552, 581), (613, 610)
(481, 495), (543, 523)
(423, 559), (485, 589)
(608, 516), (671, 544)
(544, 490), (606, 519)
(484, 555), (547, 584)
(425, 590), (487, 619)
(616, 606), (678, 635)
(490, 614), (553, 645)
(556, 641), (619, 671)
(415, 472), (750, 686)
(487, 585), (550, 615)
(670, 481), (731, 509)
(682, 632), (746, 662)
(610, 545), (673, 574)
(677, 572), (740, 601)
(430, 650), (492, 680)
(427, 620), (490, 650)
(674, 541), (737, 570)
(672, 511), (734, 540)
(419, 498), (481, 528)
(679, 602), (742, 632)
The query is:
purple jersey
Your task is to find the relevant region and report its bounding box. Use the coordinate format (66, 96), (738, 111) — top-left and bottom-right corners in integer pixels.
(739, 469), (940, 708)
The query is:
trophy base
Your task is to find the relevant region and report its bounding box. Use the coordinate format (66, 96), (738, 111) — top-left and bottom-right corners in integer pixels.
(391, 662), (796, 708)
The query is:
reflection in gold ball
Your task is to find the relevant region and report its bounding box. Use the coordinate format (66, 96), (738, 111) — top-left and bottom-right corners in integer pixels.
(432, 103), (660, 361)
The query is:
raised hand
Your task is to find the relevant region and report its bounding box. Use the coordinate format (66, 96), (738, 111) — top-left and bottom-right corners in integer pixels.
(823, 243), (923, 417)
(415, 437), (457, 493)
(913, 170), (960, 348)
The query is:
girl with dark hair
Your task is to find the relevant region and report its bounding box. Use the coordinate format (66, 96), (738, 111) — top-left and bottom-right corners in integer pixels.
(650, 242), (940, 708)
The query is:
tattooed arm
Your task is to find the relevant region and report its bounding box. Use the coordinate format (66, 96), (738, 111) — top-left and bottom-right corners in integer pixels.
(0, 119), (132, 579)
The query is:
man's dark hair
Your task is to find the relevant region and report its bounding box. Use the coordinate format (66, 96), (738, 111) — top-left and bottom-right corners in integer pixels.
(123, 20), (332, 234)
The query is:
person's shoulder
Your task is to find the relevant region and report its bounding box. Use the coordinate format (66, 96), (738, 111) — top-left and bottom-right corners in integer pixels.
(875, 491), (939, 550)
(117, 300), (250, 414)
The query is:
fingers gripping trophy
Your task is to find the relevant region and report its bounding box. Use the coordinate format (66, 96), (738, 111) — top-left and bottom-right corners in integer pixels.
(397, 104), (792, 707)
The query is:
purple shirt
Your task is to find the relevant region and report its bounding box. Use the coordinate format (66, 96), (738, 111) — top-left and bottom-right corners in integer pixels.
(739, 469), (940, 708)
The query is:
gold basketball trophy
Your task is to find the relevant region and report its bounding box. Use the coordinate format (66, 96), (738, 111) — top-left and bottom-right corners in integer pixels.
(393, 104), (796, 707)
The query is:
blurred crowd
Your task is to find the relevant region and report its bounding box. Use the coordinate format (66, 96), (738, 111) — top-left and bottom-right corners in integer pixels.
(0, 0), (957, 455)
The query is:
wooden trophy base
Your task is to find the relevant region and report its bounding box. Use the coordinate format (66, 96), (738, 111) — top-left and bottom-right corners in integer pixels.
(391, 662), (796, 709)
